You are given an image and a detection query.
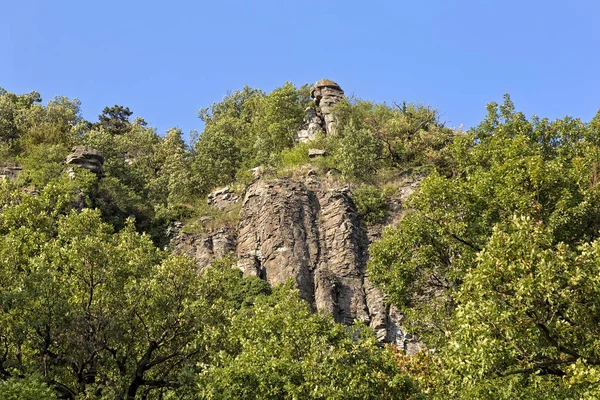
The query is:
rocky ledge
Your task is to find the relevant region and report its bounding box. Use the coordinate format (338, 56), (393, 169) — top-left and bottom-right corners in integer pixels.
(66, 146), (104, 177)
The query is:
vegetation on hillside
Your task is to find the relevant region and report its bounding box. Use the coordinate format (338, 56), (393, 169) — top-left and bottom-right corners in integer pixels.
(1, 82), (599, 398)
(369, 95), (600, 398)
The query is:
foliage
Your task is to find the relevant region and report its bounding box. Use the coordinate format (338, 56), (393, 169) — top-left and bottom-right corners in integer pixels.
(80, 121), (198, 240)
(352, 185), (389, 225)
(192, 130), (242, 195)
(16, 144), (71, 187)
(181, 200), (242, 234)
(197, 283), (417, 400)
(148, 128), (197, 207)
(10, 82), (600, 398)
(0, 376), (58, 400)
(0, 88), (42, 146)
(193, 83), (310, 191)
(96, 105), (134, 136)
(331, 97), (454, 173)
(331, 123), (383, 179)
(278, 141), (311, 168)
(0, 183), (268, 398)
(430, 217), (600, 397)
(0, 174), (409, 399)
(369, 95), (600, 397)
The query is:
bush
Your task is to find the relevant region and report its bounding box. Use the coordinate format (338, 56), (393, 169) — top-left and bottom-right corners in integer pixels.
(332, 124), (382, 179)
(0, 377), (57, 400)
(353, 185), (388, 225)
(278, 142), (311, 168)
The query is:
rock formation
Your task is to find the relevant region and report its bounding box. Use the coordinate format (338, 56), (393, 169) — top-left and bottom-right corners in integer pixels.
(0, 166), (22, 181)
(174, 227), (237, 272)
(174, 174), (420, 351)
(207, 186), (239, 209)
(312, 79), (345, 135)
(296, 107), (324, 142)
(296, 79), (345, 142)
(66, 146), (104, 177)
(308, 148), (328, 158)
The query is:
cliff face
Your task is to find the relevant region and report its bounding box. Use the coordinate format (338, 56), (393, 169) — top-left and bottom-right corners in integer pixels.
(174, 175), (420, 352)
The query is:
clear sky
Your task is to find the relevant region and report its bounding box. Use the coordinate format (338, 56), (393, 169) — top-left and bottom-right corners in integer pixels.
(2, 0), (599, 138)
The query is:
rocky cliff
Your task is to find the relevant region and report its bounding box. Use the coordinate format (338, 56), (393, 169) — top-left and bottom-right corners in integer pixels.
(174, 173), (420, 352)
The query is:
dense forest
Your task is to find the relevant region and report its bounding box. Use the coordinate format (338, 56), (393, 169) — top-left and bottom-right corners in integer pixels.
(1, 81), (600, 399)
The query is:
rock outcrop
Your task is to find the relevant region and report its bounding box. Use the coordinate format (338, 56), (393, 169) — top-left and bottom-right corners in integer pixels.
(296, 107), (324, 142)
(208, 187), (239, 209)
(174, 227), (237, 272)
(0, 166), (22, 181)
(296, 79), (345, 142)
(312, 79), (344, 135)
(174, 174), (419, 351)
(66, 146), (104, 177)
(308, 148), (328, 158)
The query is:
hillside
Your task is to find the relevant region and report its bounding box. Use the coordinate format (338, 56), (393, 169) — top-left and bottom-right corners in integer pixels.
(1, 80), (600, 399)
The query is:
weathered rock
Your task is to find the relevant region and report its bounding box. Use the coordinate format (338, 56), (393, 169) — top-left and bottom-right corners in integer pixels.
(237, 180), (320, 304)
(0, 166), (22, 181)
(308, 148), (328, 158)
(251, 166), (265, 178)
(295, 79), (345, 143)
(66, 146), (104, 177)
(175, 174), (419, 349)
(235, 178), (408, 347)
(311, 79), (344, 135)
(173, 227), (237, 273)
(296, 107), (324, 142)
(166, 221), (185, 239)
(207, 187), (239, 209)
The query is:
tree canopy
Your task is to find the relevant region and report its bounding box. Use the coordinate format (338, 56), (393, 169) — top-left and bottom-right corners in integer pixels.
(369, 95), (600, 397)
(2, 83), (600, 399)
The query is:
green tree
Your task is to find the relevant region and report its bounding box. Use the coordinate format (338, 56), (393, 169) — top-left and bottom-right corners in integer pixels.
(370, 96), (600, 338)
(81, 121), (160, 233)
(331, 98), (453, 172)
(192, 130), (241, 195)
(368, 96), (600, 397)
(197, 283), (417, 400)
(0, 376), (58, 400)
(97, 105), (133, 136)
(352, 184), (389, 225)
(0, 181), (208, 398)
(193, 83), (310, 188)
(332, 123), (383, 179)
(17, 95), (82, 150)
(250, 82), (307, 164)
(428, 217), (600, 398)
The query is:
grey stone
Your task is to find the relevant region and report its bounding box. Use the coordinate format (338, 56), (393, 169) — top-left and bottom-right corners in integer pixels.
(172, 227), (237, 273)
(308, 148), (328, 158)
(174, 174), (421, 349)
(296, 107), (324, 143)
(251, 166), (265, 178)
(66, 146), (104, 177)
(311, 79), (344, 136)
(207, 186), (239, 209)
(0, 166), (22, 181)
(295, 79), (345, 143)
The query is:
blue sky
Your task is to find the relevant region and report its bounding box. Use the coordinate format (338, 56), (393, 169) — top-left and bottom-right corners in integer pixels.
(2, 1), (599, 138)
